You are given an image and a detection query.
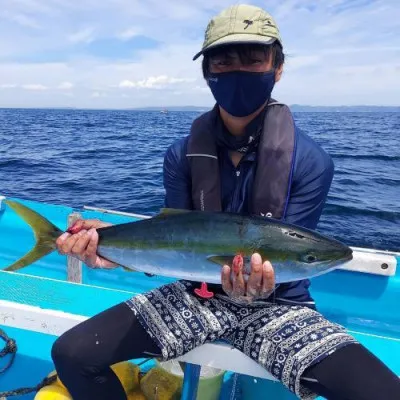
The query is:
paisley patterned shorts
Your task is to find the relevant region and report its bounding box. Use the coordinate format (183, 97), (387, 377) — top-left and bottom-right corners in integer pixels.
(126, 281), (357, 399)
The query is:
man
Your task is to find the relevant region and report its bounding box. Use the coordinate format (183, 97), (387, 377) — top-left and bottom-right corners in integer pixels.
(53, 5), (400, 400)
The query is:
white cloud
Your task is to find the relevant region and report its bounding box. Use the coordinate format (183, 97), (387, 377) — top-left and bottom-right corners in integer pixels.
(119, 75), (195, 89)
(117, 27), (141, 40)
(0, 81), (75, 91)
(273, 0), (305, 21)
(118, 80), (136, 88)
(57, 81), (74, 90)
(68, 27), (95, 44)
(0, 0), (398, 107)
(21, 84), (48, 90)
(91, 91), (106, 98)
(312, 19), (349, 37)
(7, 0), (56, 15)
(285, 55), (321, 71)
(193, 85), (209, 93)
(0, 11), (41, 29)
(321, 46), (400, 55)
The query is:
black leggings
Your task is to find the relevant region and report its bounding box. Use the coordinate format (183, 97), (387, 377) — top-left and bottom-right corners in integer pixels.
(51, 302), (400, 400)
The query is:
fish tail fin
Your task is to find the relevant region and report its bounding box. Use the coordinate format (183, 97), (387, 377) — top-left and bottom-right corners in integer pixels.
(3, 199), (63, 272)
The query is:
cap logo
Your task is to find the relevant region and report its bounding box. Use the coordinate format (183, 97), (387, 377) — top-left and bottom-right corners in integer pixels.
(243, 19), (253, 30)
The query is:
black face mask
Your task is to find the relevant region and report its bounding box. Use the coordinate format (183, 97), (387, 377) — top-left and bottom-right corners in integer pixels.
(207, 69), (276, 117)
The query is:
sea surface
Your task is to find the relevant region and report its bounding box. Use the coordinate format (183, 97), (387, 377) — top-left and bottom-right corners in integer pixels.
(0, 108), (398, 252)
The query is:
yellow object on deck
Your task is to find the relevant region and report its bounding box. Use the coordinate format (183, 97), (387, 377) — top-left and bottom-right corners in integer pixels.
(34, 361), (141, 400)
(127, 389), (148, 399)
(140, 366), (182, 399)
(34, 384), (71, 400)
(140, 360), (225, 400)
(46, 370), (67, 391)
(34, 360), (224, 400)
(110, 361), (141, 393)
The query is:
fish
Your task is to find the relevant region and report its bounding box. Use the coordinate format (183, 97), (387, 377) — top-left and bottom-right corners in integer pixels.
(2, 199), (353, 283)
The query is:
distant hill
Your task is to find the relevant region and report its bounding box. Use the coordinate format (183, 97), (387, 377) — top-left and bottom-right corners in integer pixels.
(1, 105), (398, 112)
(289, 105), (400, 113)
(132, 105), (399, 113)
(131, 106), (209, 112)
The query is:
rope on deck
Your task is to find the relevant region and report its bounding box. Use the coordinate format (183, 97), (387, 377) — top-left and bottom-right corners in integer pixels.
(0, 375), (57, 398)
(0, 328), (16, 374)
(0, 328), (56, 398)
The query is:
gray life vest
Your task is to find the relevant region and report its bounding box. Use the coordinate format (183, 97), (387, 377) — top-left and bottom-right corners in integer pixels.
(186, 101), (296, 219)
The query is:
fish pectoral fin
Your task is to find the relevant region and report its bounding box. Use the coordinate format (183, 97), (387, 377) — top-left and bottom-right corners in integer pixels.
(207, 255), (235, 266)
(120, 266), (155, 277)
(158, 208), (191, 216)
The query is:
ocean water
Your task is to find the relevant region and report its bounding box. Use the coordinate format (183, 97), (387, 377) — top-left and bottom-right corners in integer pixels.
(0, 108), (398, 252)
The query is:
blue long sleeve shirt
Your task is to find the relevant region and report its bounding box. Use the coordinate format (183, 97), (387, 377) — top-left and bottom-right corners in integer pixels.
(162, 117), (334, 307)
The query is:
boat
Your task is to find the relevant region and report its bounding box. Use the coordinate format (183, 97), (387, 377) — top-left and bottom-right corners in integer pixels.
(0, 194), (399, 399)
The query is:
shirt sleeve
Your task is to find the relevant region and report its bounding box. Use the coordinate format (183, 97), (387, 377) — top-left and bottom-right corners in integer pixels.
(284, 128), (334, 230)
(163, 136), (193, 209)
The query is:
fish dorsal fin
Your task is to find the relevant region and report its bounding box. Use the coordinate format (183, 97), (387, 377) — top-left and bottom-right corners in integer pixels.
(159, 208), (191, 216)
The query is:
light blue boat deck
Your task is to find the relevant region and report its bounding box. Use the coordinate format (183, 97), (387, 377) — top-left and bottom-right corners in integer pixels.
(0, 196), (399, 399)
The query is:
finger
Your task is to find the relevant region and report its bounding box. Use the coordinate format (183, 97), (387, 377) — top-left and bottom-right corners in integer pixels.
(79, 219), (102, 230)
(56, 232), (71, 253)
(66, 219), (109, 234)
(232, 254), (242, 274)
(84, 229), (117, 269)
(66, 219), (85, 234)
(58, 232), (85, 255)
(232, 255), (245, 298)
(70, 230), (90, 256)
(98, 261), (119, 269)
(246, 253), (263, 298)
(84, 229), (100, 266)
(81, 219), (112, 230)
(260, 261), (275, 298)
(221, 265), (233, 295)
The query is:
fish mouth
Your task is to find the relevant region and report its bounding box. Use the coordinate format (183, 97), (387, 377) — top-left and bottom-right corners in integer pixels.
(342, 247), (353, 263)
(326, 246), (353, 268)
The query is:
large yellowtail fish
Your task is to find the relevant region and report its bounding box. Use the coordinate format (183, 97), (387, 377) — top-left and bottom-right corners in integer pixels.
(2, 199), (353, 283)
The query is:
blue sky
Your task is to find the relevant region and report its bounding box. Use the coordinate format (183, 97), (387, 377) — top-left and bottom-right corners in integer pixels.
(0, 0), (399, 108)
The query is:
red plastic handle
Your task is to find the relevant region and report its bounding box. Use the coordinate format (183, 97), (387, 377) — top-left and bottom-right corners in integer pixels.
(194, 282), (214, 299)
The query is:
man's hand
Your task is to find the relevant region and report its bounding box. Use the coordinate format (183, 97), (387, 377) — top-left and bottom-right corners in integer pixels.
(221, 253), (275, 303)
(56, 219), (118, 269)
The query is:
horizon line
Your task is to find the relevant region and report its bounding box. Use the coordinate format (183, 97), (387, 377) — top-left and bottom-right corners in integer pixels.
(0, 104), (399, 111)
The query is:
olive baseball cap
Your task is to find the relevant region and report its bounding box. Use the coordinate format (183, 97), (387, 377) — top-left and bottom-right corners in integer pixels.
(193, 4), (282, 60)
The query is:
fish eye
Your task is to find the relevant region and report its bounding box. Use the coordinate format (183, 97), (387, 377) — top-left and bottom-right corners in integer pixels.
(302, 254), (317, 263)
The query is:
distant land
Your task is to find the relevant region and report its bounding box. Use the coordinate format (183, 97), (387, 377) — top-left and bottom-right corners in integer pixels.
(0, 105), (398, 112)
(289, 105), (400, 113)
(132, 105), (400, 112)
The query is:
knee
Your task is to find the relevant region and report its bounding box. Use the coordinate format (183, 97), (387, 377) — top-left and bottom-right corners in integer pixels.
(52, 327), (106, 378)
(51, 332), (77, 369)
(52, 329), (91, 372)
